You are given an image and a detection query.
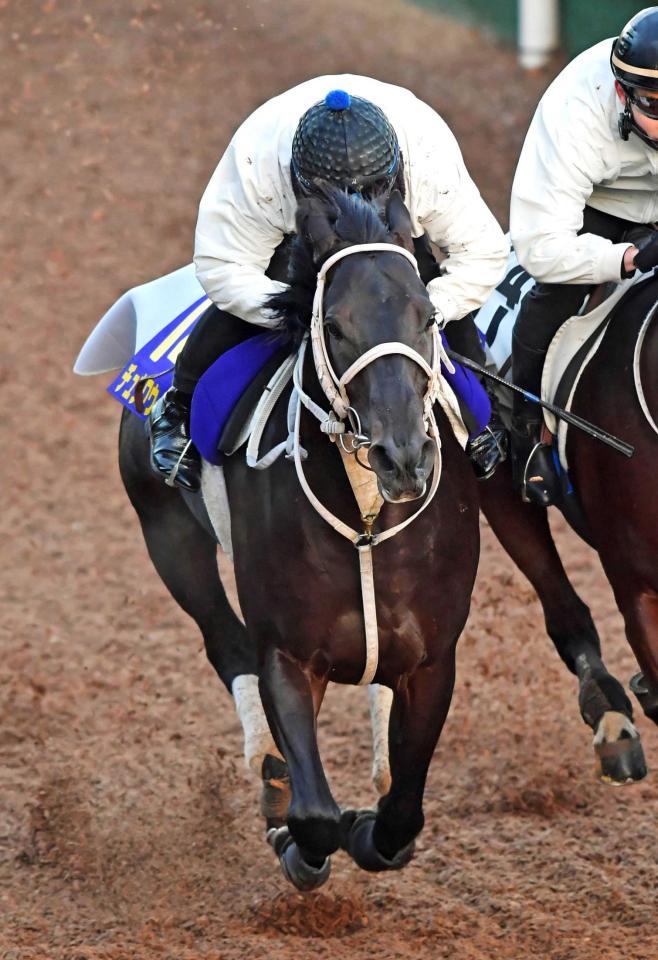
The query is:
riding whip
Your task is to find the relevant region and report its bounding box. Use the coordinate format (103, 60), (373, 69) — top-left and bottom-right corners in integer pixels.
(446, 350), (635, 458)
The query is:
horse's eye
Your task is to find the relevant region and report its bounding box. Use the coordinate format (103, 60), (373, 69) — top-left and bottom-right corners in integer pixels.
(423, 313), (436, 331)
(324, 321), (344, 341)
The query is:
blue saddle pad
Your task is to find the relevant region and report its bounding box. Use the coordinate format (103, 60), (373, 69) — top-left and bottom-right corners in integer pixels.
(191, 332), (287, 465)
(440, 331), (491, 437)
(190, 330), (492, 467)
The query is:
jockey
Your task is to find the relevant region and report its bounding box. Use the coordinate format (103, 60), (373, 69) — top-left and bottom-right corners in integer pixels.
(510, 7), (658, 506)
(149, 75), (509, 491)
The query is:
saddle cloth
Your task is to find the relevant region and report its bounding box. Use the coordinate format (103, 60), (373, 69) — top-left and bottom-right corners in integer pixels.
(473, 245), (650, 472)
(543, 272), (657, 471)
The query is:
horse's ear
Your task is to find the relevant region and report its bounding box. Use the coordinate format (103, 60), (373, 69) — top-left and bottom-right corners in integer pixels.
(386, 190), (414, 254)
(296, 192), (338, 264)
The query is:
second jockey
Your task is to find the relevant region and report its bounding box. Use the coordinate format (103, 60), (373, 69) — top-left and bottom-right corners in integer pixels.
(149, 75), (509, 491)
(510, 7), (658, 506)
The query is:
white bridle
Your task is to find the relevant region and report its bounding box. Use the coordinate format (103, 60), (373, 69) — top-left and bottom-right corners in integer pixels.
(309, 242), (452, 425)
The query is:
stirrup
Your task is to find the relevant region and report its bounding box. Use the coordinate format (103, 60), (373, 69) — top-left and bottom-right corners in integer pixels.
(467, 424), (507, 481)
(521, 441), (558, 507)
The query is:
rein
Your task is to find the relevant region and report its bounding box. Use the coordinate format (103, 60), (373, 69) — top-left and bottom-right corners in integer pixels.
(634, 297), (658, 437)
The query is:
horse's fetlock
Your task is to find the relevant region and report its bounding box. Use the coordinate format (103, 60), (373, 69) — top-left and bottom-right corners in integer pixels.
(347, 811), (416, 871)
(374, 803), (424, 859)
(288, 813), (340, 860)
(578, 670), (632, 729)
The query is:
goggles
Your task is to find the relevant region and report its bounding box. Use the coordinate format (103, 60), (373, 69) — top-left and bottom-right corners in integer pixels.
(629, 90), (658, 119)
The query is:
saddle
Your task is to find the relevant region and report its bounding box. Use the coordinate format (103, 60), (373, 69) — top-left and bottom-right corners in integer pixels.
(190, 332), (290, 465)
(541, 271), (653, 473)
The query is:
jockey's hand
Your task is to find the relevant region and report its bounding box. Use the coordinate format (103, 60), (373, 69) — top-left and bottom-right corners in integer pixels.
(632, 231), (658, 273)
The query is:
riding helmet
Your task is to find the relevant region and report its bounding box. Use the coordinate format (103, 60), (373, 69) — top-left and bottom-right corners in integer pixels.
(611, 7), (658, 91)
(291, 90), (400, 195)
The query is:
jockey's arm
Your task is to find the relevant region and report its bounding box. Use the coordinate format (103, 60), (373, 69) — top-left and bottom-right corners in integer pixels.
(411, 107), (508, 323)
(194, 141), (289, 327)
(510, 96), (633, 285)
(422, 179), (509, 324)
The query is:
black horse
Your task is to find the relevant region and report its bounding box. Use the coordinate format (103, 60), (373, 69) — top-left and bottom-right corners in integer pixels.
(119, 188), (479, 888)
(480, 274), (658, 784)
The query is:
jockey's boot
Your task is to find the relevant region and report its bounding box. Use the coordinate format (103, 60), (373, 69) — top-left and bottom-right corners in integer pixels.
(148, 387), (201, 491)
(466, 384), (507, 481)
(510, 401), (559, 507)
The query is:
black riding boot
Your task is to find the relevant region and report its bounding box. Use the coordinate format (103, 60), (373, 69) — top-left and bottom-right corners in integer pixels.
(148, 304), (255, 491)
(510, 333), (559, 507)
(148, 387), (201, 491)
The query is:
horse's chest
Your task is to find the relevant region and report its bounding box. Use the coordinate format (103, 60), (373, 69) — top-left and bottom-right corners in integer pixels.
(319, 595), (427, 681)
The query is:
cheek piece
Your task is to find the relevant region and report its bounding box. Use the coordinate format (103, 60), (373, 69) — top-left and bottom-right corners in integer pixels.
(618, 90), (658, 150)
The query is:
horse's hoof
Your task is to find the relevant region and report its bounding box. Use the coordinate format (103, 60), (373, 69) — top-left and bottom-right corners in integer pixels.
(630, 672), (658, 724)
(345, 811), (415, 872)
(260, 755), (291, 829)
(338, 807), (372, 850)
(593, 711), (648, 785)
(267, 826), (331, 892)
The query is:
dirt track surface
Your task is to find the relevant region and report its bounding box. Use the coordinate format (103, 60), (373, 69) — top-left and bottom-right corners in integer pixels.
(2, 1), (657, 958)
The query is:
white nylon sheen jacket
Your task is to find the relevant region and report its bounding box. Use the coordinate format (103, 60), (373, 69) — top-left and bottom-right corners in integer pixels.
(194, 74), (508, 328)
(511, 39), (658, 286)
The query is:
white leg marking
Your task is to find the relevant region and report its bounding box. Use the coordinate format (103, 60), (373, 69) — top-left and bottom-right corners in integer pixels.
(232, 673), (283, 776)
(593, 710), (640, 746)
(368, 683), (393, 796)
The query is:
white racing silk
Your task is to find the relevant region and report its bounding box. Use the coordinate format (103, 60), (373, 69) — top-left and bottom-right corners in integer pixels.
(511, 39), (658, 286)
(194, 74), (508, 328)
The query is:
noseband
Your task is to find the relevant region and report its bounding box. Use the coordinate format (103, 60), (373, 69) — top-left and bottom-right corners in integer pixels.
(309, 243), (448, 431)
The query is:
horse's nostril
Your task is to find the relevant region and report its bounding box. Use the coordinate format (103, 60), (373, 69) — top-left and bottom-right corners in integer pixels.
(369, 444), (397, 476)
(368, 443), (398, 476)
(415, 439), (435, 479)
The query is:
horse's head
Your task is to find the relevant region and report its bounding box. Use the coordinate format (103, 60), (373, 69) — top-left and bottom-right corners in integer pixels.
(294, 187), (438, 503)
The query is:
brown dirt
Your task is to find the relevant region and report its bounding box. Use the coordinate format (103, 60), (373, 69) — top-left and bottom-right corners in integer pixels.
(2, 1), (656, 958)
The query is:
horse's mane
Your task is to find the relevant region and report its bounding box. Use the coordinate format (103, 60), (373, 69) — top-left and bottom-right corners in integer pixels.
(266, 188), (392, 348)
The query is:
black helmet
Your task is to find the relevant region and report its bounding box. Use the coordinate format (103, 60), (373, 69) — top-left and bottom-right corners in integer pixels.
(611, 7), (658, 91)
(291, 90), (400, 196)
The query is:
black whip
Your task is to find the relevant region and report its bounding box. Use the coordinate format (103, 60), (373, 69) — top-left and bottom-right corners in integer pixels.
(446, 350), (634, 458)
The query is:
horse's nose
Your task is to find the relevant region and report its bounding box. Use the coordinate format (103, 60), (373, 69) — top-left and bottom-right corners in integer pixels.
(368, 435), (435, 502)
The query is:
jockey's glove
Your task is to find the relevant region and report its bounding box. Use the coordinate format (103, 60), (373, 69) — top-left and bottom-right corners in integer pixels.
(632, 230), (658, 274)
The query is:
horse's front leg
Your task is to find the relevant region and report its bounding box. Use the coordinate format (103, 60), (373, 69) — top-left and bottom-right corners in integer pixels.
(258, 645), (340, 890)
(344, 647), (456, 871)
(620, 589), (658, 726)
(480, 464), (645, 784)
